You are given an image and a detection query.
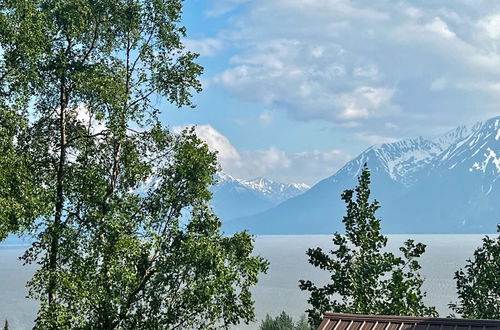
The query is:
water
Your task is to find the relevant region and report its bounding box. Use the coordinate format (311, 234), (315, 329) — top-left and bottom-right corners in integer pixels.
(0, 246), (38, 330)
(238, 235), (487, 329)
(0, 235), (489, 329)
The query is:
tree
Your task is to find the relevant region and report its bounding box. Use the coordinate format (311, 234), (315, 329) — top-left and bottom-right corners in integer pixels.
(449, 225), (500, 319)
(3, 320), (8, 330)
(0, 1), (268, 329)
(294, 315), (311, 330)
(259, 312), (311, 330)
(299, 165), (437, 327)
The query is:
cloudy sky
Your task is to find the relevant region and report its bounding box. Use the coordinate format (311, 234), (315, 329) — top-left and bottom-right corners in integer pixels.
(161, 0), (500, 185)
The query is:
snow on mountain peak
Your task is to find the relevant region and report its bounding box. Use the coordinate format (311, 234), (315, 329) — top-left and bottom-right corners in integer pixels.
(213, 172), (309, 204)
(246, 177), (310, 194)
(337, 136), (446, 186)
(470, 147), (500, 173)
(334, 115), (500, 186)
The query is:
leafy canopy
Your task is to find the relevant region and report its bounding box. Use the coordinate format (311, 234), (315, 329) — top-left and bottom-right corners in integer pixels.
(449, 225), (500, 319)
(0, 0), (268, 329)
(259, 312), (311, 330)
(299, 165), (437, 327)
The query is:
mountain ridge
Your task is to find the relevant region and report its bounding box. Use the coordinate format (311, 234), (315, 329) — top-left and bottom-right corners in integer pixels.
(210, 172), (309, 220)
(223, 116), (500, 234)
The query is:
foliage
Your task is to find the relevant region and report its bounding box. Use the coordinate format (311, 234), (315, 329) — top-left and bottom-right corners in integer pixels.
(259, 312), (311, 330)
(449, 225), (500, 319)
(0, 0), (268, 329)
(0, 106), (49, 240)
(299, 165), (437, 327)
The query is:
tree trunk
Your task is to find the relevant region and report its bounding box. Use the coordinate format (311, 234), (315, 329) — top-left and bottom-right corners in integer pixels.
(47, 78), (68, 315)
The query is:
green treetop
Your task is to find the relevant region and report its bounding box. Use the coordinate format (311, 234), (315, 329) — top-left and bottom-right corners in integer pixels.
(449, 225), (500, 319)
(299, 165), (437, 327)
(259, 312), (311, 330)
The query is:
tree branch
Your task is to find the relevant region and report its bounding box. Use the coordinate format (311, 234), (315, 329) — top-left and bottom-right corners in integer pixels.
(66, 130), (110, 145)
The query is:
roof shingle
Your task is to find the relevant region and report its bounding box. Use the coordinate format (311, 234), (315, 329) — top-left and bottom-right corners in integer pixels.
(318, 313), (500, 330)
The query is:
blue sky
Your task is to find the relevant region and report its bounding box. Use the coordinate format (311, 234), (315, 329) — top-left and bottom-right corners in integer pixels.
(161, 0), (500, 185)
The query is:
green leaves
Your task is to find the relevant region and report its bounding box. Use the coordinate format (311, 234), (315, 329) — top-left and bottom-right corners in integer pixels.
(300, 165), (437, 328)
(0, 1), (267, 329)
(449, 225), (500, 319)
(259, 312), (311, 330)
(0, 107), (49, 239)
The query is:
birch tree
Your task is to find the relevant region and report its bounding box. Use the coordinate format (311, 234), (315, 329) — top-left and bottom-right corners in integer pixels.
(0, 1), (267, 328)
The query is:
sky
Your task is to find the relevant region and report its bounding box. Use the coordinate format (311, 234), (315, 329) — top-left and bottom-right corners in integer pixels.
(161, 0), (500, 186)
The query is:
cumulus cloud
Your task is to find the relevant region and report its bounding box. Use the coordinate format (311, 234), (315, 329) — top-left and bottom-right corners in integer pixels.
(208, 0), (500, 139)
(336, 87), (395, 120)
(191, 125), (241, 165)
(181, 125), (351, 185)
(214, 39), (396, 123)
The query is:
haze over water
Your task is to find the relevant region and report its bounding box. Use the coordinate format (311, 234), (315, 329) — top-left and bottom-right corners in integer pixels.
(0, 235), (488, 330)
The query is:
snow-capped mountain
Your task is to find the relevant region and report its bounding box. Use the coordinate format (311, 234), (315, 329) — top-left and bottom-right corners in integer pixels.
(134, 171), (309, 221)
(214, 172), (309, 203)
(210, 172), (309, 220)
(224, 116), (500, 234)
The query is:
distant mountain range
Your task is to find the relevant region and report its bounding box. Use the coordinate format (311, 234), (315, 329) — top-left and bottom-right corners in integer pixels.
(223, 116), (500, 234)
(210, 173), (309, 220)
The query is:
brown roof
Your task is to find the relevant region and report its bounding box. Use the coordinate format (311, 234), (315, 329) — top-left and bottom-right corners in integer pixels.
(318, 313), (500, 330)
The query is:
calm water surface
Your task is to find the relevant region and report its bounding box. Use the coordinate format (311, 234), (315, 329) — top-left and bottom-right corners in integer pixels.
(0, 235), (488, 329)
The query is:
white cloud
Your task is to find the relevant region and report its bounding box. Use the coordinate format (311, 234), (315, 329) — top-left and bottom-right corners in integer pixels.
(337, 87), (395, 120)
(214, 39), (396, 123)
(263, 148), (352, 185)
(190, 125), (242, 166)
(236, 147), (352, 185)
(181, 125), (351, 185)
(73, 104), (106, 135)
(209, 0), (500, 139)
(425, 17), (456, 39)
(356, 134), (399, 145)
(183, 38), (223, 57)
(242, 147), (292, 172)
(272, 0), (389, 21)
(478, 14), (500, 39)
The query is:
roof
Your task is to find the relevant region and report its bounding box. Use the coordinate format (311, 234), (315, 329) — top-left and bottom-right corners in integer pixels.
(318, 313), (500, 330)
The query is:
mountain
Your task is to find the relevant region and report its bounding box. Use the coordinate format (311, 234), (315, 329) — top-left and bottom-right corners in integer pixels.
(210, 172), (309, 220)
(224, 116), (500, 234)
